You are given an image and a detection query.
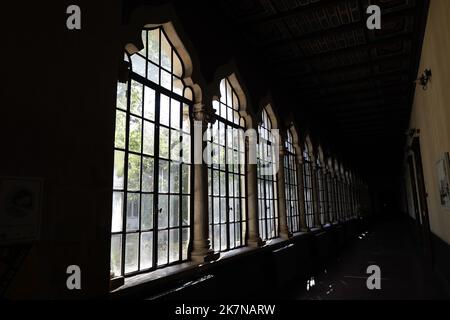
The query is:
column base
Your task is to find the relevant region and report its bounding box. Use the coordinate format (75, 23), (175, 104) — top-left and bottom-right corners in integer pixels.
(248, 237), (265, 247)
(280, 231), (292, 239)
(191, 249), (220, 263)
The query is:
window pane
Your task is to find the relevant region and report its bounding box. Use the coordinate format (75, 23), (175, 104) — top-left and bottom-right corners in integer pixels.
(173, 77), (183, 96)
(170, 196), (180, 227)
(126, 193), (140, 231)
(140, 231), (153, 270)
(127, 154), (141, 191)
(113, 150), (125, 190)
(157, 230), (168, 266)
(182, 164), (190, 194)
(159, 127), (169, 159)
(182, 196), (190, 226)
(114, 110), (126, 149)
(142, 156), (154, 192)
(173, 53), (183, 77)
(147, 62), (159, 85)
(116, 82), (128, 111)
(111, 192), (123, 232)
(161, 69), (172, 91)
(110, 234), (122, 276)
(129, 116), (142, 153)
(143, 86), (155, 121)
(161, 33), (172, 71)
(182, 104), (190, 133)
(159, 160), (169, 193)
(160, 95), (170, 126)
(143, 121), (154, 156)
(170, 130), (181, 161)
(182, 228), (189, 260)
(158, 195), (168, 229)
(170, 162), (180, 193)
(170, 99), (180, 129)
(182, 134), (190, 164)
(147, 29), (159, 64)
(130, 54), (146, 78)
(169, 229), (179, 263)
(141, 193), (153, 230)
(125, 233), (139, 274)
(130, 81), (143, 116)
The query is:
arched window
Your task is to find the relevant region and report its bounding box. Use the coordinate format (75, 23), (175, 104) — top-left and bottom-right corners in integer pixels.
(303, 142), (314, 228)
(326, 159), (335, 223)
(111, 27), (193, 277)
(316, 153), (326, 225)
(284, 130), (300, 233)
(257, 107), (279, 240)
(207, 78), (247, 252)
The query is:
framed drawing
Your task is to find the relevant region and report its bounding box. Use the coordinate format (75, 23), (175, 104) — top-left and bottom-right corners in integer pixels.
(0, 177), (43, 244)
(436, 152), (450, 210)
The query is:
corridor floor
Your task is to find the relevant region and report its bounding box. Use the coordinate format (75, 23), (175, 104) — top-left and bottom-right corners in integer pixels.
(292, 217), (446, 300)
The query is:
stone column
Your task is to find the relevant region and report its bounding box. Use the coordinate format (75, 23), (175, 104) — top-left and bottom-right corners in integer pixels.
(246, 126), (263, 247)
(311, 161), (321, 228)
(277, 139), (291, 239)
(296, 155), (308, 232)
(191, 103), (219, 263)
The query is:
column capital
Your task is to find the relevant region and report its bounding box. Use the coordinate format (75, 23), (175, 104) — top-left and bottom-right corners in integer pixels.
(193, 103), (216, 126)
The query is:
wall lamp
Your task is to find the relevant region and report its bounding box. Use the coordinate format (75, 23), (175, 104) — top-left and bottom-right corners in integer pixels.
(415, 69), (432, 90)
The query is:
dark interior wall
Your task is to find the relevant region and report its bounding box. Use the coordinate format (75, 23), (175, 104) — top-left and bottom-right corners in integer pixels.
(1, 0), (122, 298)
(0, 0), (306, 299)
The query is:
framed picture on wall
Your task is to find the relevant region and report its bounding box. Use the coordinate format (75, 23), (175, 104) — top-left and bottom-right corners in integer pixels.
(436, 152), (450, 210)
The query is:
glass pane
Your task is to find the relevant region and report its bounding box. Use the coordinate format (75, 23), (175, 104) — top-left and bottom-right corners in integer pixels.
(142, 156), (154, 192)
(147, 29), (159, 64)
(140, 231), (153, 270)
(159, 127), (169, 159)
(143, 86), (155, 121)
(220, 225), (227, 251)
(126, 193), (140, 231)
(157, 230), (168, 266)
(173, 77), (183, 96)
(125, 233), (138, 274)
(170, 162), (180, 193)
(160, 95), (170, 127)
(182, 134), (190, 164)
(170, 196), (180, 227)
(152, 159), (165, 196)
(130, 81), (143, 116)
(161, 69), (172, 90)
(130, 54), (146, 78)
(114, 110), (126, 149)
(147, 62), (159, 84)
(181, 164), (190, 194)
(113, 150), (125, 190)
(141, 193), (153, 230)
(158, 195), (168, 229)
(161, 33), (172, 71)
(182, 104), (190, 133)
(143, 121), (154, 156)
(116, 82), (128, 111)
(140, 30), (147, 56)
(184, 87), (193, 101)
(182, 196), (190, 226)
(110, 234), (122, 276)
(182, 228), (189, 260)
(170, 130), (181, 161)
(127, 154), (141, 191)
(169, 229), (179, 263)
(129, 116), (142, 153)
(170, 99), (180, 129)
(173, 53), (183, 77)
(111, 192), (123, 232)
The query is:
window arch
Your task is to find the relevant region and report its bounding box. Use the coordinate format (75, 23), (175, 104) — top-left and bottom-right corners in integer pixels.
(207, 78), (247, 252)
(303, 140), (314, 228)
(257, 107), (279, 240)
(284, 129), (300, 233)
(111, 26), (193, 277)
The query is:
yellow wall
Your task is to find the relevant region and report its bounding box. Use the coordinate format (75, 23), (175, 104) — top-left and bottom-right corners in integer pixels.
(409, 0), (450, 245)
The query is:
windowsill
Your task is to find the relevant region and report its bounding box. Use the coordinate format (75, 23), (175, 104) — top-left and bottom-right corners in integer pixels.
(110, 230), (315, 297)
